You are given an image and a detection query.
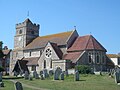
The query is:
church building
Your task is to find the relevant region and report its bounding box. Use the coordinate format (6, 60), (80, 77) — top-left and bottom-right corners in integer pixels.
(9, 18), (112, 75)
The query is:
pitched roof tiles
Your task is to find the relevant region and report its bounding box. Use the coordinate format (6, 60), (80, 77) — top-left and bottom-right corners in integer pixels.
(68, 35), (106, 52)
(24, 31), (74, 50)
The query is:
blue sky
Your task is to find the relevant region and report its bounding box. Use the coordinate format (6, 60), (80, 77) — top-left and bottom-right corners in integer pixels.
(0, 0), (120, 54)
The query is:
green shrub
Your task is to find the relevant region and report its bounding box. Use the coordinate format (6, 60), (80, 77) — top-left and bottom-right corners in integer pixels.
(75, 65), (91, 74)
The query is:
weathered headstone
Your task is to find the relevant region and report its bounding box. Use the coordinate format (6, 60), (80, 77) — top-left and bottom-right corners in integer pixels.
(33, 71), (39, 79)
(49, 70), (54, 76)
(24, 71), (29, 80)
(15, 81), (23, 90)
(43, 69), (49, 78)
(29, 75), (33, 81)
(75, 71), (79, 81)
(54, 67), (62, 80)
(40, 71), (43, 76)
(0, 72), (2, 82)
(40, 74), (44, 80)
(0, 82), (4, 87)
(60, 72), (64, 80)
(115, 71), (120, 83)
(35, 73), (39, 79)
(65, 70), (69, 77)
(33, 71), (37, 78)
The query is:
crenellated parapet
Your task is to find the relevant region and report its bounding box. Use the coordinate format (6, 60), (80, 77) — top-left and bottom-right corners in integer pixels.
(16, 18), (39, 29)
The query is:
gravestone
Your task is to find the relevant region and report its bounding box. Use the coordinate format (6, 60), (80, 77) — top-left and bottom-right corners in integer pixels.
(40, 71), (43, 76)
(33, 71), (37, 78)
(33, 71), (39, 79)
(49, 70), (54, 76)
(54, 67), (62, 80)
(40, 74), (44, 80)
(24, 71), (29, 80)
(0, 72), (2, 82)
(115, 70), (120, 83)
(0, 82), (4, 87)
(29, 75), (33, 81)
(15, 81), (23, 90)
(35, 73), (39, 79)
(60, 72), (64, 80)
(75, 71), (79, 81)
(65, 70), (69, 77)
(43, 69), (49, 78)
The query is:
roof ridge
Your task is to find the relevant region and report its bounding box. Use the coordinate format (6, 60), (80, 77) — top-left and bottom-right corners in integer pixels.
(91, 35), (95, 49)
(39, 30), (73, 38)
(85, 35), (92, 50)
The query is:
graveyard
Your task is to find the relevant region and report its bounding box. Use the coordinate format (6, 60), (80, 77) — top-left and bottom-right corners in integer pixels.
(0, 73), (120, 90)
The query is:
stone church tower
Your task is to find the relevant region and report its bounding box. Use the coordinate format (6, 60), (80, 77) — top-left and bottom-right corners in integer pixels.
(14, 18), (39, 49)
(9, 18), (39, 75)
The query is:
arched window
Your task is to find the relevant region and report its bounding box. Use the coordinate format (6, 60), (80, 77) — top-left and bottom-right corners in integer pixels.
(96, 54), (100, 64)
(19, 29), (22, 34)
(88, 54), (92, 64)
(50, 60), (52, 68)
(44, 60), (46, 68)
(30, 51), (31, 56)
(102, 56), (105, 63)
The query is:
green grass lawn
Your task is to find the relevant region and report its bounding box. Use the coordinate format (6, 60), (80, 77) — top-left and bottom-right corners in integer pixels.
(1, 74), (120, 90)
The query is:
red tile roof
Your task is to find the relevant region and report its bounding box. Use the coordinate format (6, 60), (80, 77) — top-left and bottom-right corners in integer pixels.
(24, 30), (74, 50)
(68, 35), (106, 52)
(63, 52), (83, 63)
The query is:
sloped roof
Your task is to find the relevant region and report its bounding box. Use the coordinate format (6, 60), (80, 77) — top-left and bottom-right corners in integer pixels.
(68, 35), (107, 52)
(50, 42), (63, 59)
(22, 57), (40, 66)
(63, 52), (83, 63)
(107, 54), (120, 58)
(24, 30), (74, 50)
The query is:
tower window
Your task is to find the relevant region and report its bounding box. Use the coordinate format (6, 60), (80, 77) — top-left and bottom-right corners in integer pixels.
(19, 30), (22, 34)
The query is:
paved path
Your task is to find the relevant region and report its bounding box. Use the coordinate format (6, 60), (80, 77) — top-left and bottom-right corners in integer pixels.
(10, 79), (50, 90)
